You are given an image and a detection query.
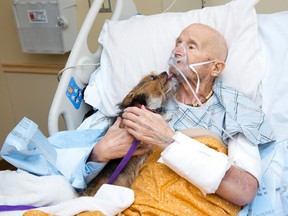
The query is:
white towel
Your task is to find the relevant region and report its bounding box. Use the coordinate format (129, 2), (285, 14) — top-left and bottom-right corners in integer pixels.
(33, 184), (134, 216)
(0, 170), (134, 216)
(0, 169), (77, 207)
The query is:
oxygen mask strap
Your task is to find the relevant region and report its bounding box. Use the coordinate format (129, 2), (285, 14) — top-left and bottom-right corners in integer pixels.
(189, 60), (214, 93)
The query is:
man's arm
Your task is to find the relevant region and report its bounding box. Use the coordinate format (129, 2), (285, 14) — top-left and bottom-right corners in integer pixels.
(216, 165), (258, 206)
(158, 132), (259, 206)
(123, 106), (260, 206)
(217, 133), (261, 206)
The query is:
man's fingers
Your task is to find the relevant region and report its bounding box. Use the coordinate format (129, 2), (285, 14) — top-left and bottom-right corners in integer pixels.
(113, 117), (122, 127)
(133, 144), (152, 156)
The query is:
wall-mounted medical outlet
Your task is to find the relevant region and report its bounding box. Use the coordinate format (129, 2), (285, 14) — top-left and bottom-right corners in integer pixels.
(12, 0), (78, 54)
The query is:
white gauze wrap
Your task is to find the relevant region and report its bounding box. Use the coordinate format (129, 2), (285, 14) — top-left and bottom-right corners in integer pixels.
(228, 133), (261, 183)
(158, 132), (231, 194)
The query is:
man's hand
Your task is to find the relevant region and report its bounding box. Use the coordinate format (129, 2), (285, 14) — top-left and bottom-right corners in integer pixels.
(89, 117), (151, 163)
(122, 105), (175, 149)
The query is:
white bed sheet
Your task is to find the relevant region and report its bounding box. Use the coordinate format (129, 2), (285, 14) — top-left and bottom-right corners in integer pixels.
(258, 11), (288, 141)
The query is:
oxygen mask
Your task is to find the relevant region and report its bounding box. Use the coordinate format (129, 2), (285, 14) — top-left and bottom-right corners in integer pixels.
(168, 44), (190, 81)
(168, 43), (214, 93)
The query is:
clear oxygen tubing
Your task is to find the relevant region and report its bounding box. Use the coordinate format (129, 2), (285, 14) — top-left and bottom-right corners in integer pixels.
(57, 63), (100, 81)
(189, 60), (214, 93)
(162, 0), (178, 13)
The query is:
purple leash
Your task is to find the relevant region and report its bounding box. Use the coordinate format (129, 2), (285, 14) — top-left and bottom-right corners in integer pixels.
(107, 139), (140, 184)
(0, 205), (37, 211)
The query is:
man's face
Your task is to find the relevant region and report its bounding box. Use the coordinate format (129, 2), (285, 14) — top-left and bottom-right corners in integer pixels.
(169, 25), (212, 80)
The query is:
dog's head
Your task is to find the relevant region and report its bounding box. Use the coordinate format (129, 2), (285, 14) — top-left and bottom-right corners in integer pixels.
(119, 72), (173, 114)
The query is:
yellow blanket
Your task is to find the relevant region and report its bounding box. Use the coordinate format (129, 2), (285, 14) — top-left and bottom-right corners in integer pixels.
(121, 136), (240, 216)
(25, 136), (240, 216)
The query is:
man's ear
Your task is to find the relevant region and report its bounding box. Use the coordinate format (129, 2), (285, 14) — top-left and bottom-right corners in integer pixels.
(211, 61), (225, 77)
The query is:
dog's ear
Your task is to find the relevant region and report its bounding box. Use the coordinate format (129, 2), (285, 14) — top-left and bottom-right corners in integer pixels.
(132, 94), (148, 107)
(119, 93), (148, 110)
(120, 92), (136, 109)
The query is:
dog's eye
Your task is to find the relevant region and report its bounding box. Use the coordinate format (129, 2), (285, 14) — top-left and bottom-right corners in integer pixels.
(150, 75), (157, 81)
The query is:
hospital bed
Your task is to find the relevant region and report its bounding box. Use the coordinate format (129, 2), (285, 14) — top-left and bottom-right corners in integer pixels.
(48, 0), (288, 139)
(1, 0), (288, 215)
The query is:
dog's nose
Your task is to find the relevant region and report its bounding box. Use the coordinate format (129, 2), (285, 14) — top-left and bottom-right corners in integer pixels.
(160, 71), (169, 78)
(159, 71), (171, 85)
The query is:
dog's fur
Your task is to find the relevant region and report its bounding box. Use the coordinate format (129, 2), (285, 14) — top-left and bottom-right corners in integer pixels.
(80, 72), (173, 196)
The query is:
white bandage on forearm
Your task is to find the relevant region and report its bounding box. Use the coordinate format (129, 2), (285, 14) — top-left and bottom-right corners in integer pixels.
(158, 132), (231, 194)
(228, 134), (261, 183)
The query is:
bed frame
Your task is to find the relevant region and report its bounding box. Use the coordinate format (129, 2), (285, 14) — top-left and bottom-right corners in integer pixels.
(48, 0), (137, 135)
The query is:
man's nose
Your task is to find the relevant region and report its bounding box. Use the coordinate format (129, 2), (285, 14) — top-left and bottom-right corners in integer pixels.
(173, 44), (186, 57)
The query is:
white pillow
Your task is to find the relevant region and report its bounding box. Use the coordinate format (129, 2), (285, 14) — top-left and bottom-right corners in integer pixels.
(84, 0), (263, 116)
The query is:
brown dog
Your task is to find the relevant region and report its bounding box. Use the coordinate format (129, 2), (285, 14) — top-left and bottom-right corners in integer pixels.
(80, 71), (173, 196)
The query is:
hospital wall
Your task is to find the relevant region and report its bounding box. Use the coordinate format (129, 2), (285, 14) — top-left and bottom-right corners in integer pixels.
(0, 0), (287, 162)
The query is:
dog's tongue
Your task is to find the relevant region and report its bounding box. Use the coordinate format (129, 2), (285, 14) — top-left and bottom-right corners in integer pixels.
(168, 73), (175, 80)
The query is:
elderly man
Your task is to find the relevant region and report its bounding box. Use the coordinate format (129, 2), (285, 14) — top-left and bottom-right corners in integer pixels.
(81, 23), (274, 215)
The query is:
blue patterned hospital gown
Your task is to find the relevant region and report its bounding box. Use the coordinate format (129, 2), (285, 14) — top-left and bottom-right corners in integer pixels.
(166, 79), (274, 146)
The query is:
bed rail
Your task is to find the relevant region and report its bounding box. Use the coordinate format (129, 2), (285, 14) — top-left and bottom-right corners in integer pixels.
(48, 0), (137, 135)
